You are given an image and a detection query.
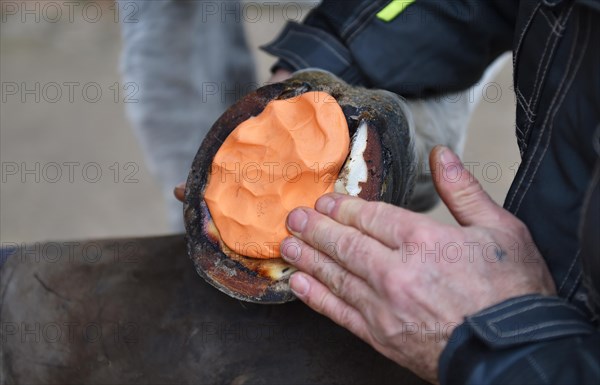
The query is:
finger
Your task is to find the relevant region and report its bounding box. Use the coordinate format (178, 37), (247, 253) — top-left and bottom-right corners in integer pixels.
(429, 145), (509, 227)
(281, 236), (377, 309)
(289, 271), (372, 343)
(285, 208), (391, 283)
(314, 193), (429, 250)
(174, 182), (185, 202)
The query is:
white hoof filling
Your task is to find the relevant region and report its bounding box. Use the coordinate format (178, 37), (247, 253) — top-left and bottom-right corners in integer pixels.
(335, 121), (369, 196)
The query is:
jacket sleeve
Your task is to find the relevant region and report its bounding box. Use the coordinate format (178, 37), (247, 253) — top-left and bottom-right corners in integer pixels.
(261, 0), (518, 97)
(439, 294), (600, 384)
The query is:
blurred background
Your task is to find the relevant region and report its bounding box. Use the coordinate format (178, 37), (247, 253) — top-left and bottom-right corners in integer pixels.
(1, 0), (519, 244)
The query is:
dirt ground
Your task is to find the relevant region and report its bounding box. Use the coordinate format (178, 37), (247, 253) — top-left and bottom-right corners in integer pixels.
(1, 1), (519, 244)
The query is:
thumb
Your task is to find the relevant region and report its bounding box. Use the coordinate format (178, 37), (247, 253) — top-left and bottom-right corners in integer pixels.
(173, 182), (186, 202)
(430, 145), (504, 227)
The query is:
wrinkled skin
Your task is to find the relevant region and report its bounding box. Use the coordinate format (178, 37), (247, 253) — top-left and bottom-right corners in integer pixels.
(175, 145), (555, 383)
(173, 75), (556, 381)
(279, 146), (556, 383)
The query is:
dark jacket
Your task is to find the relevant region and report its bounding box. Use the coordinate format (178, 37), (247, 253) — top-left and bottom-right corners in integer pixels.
(262, 0), (600, 383)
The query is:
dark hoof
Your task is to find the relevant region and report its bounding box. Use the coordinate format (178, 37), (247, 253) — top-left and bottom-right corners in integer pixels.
(184, 70), (415, 303)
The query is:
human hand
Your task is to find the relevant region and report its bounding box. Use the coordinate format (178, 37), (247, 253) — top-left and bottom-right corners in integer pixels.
(280, 145), (556, 383)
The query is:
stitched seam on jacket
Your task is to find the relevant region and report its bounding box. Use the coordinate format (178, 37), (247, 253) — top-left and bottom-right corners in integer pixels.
(539, 8), (558, 26)
(488, 302), (566, 322)
(566, 270), (583, 300)
(470, 320), (591, 344)
(516, 87), (536, 120)
(513, 10), (587, 213)
(338, 0), (374, 38)
(346, 1), (387, 43)
(526, 21), (560, 112)
(341, 0), (384, 41)
(267, 43), (308, 70)
(474, 296), (544, 317)
(506, 10), (579, 210)
(287, 29), (351, 66)
(474, 295), (587, 319)
(524, 328), (592, 340)
(529, 6), (573, 112)
(513, 3), (542, 71)
(558, 249), (580, 292)
(520, 5), (572, 132)
(470, 320), (591, 341)
(513, 3), (543, 142)
(485, 320), (587, 337)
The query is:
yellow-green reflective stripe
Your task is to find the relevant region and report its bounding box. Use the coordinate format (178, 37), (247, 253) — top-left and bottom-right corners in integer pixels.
(376, 0), (416, 22)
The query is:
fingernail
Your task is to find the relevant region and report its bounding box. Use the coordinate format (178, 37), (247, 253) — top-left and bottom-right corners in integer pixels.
(439, 146), (463, 170)
(290, 273), (309, 297)
(315, 195), (336, 215)
(287, 209), (308, 233)
(280, 237), (300, 262)
(174, 182), (186, 201)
